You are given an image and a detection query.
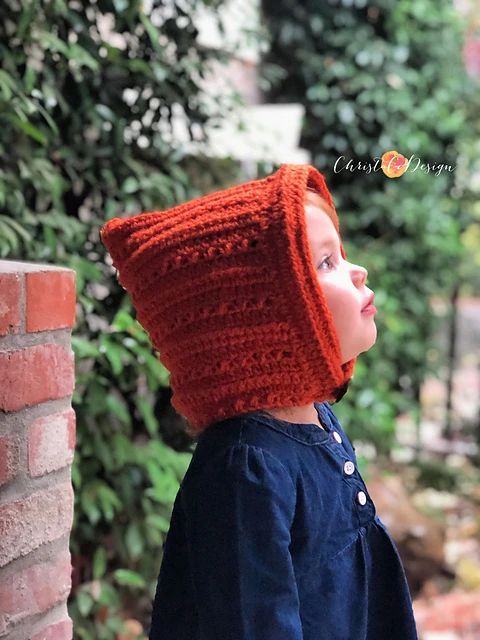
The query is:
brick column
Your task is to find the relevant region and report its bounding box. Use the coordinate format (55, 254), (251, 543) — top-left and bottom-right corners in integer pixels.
(0, 261), (76, 640)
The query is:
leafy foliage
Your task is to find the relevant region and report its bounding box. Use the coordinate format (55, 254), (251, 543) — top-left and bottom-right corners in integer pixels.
(0, 0), (247, 637)
(259, 0), (480, 455)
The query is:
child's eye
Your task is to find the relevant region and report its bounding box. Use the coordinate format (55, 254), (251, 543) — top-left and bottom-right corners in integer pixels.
(317, 254), (335, 271)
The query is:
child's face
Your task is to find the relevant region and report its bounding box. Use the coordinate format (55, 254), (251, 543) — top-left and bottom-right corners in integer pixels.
(304, 196), (377, 364)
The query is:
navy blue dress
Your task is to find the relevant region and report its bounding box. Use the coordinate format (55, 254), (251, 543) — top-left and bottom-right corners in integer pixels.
(148, 401), (419, 640)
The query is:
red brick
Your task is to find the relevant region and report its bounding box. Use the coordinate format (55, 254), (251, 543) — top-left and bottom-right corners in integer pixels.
(28, 409), (76, 477)
(0, 344), (75, 412)
(26, 271), (76, 332)
(0, 484), (73, 567)
(0, 548), (72, 631)
(31, 618), (73, 640)
(68, 411), (76, 450)
(0, 273), (21, 336)
(0, 435), (20, 486)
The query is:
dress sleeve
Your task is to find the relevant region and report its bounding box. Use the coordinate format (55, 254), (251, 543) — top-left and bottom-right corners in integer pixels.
(180, 443), (304, 640)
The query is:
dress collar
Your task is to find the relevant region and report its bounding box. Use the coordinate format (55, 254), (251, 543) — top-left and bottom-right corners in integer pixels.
(241, 401), (336, 445)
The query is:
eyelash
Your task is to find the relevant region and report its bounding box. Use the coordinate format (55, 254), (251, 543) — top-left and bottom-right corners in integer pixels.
(317, 254), (335, 271)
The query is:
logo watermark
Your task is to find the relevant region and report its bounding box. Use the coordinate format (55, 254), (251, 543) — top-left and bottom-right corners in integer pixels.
(333, 150), (456, 177)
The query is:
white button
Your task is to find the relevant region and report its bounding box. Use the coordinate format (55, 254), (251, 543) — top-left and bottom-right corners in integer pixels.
(333, 431), (342, 443)
(357, 491), (367, 505)
(344, 461), (355, 475)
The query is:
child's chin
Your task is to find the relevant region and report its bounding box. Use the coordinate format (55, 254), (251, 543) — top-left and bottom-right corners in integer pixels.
(363, 327), (378, 352)
(347, 330), (378, 360)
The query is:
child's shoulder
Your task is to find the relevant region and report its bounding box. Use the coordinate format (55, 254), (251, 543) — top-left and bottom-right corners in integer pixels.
(180, 424), (297, 514)
(183, 411), (299, 487)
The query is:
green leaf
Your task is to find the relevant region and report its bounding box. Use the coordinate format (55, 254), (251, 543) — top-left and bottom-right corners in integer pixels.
(145, 461), (179, 505)
(39, 31), (70, 57)
(92, 437), (115, 473)
(111, 432), (133, 466)
(105, 393), (131, 426)
(113, 0), (129, 11)
(95, 104), (115, 121)
(35, 100), (59, 136)
(68, 44), (99, 71)
(136, 396), (158, 436)
(71, 458), (81, 489)
(69, 256), (104, 283)
(0, 215), (32, 243)
(76, 589), (94, 616)
(72, 336), (101, 358)
(80, 490), (101, 526)
(100, 336), (124, 375)
(0, 219), (19, 252)
(9, 116), (47, 145)
(0, 70), (16, 100)
(112, 309), (136, 332)
(125, 523), (144, 559)
(92, 546), (107, 579)
(85, 379), (109, 416)
(113, 569), (146, 588)
(139, 12), (162, 53)
(145, 513), (171, 533)
(124, 339), (170, 384)
(144, 353), (170, 387)
(96, 483), (122, 520)
(122, 177), (139, 194)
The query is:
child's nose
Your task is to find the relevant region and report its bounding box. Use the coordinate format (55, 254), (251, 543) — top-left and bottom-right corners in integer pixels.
(350, 263), (368, 285)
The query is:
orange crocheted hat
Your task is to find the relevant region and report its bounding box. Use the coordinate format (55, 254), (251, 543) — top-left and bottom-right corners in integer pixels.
(100, 163), (356, 433)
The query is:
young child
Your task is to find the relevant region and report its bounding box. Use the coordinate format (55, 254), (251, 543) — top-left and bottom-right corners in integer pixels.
(100, 163), (419, 640)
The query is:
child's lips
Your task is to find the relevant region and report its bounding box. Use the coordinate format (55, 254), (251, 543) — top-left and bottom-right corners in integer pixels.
(361, 293), (375, 311)
(361, 293), (376, 314)
(361, 303), (377, 315)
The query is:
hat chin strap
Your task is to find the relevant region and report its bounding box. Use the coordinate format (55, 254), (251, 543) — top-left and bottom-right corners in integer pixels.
(332, 379), (351, 403)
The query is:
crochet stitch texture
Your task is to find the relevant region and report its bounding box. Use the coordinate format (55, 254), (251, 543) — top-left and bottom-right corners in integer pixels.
(100, 163), (357, 433)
